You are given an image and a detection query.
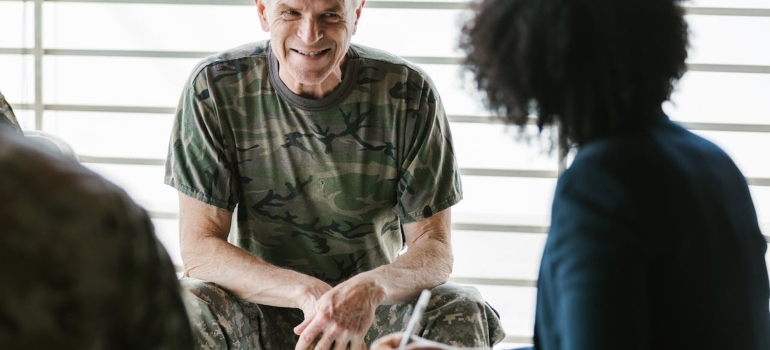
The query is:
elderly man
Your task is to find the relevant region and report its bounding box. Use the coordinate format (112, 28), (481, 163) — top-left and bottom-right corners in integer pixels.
(164, 0), (504, 349)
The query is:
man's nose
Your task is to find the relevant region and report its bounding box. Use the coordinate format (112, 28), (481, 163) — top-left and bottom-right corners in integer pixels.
(297, 17), (323, 44)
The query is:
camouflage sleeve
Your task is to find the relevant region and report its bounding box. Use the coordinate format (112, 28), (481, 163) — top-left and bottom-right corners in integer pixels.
(395, 76), (463, 223)
(0, 91), (23, 134)
(164, 68), (238, 210)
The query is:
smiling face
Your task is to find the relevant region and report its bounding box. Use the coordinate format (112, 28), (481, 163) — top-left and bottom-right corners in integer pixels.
(257, 0), (364, 99)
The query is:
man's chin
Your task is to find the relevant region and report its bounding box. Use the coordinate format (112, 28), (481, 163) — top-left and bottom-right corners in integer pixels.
(293, 71), (339, 87)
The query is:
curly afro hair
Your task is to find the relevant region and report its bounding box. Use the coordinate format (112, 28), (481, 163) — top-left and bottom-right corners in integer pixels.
(460, 0), (689, 151)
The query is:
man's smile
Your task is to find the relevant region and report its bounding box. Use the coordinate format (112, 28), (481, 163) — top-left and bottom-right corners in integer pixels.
(292, 48), (331, 57)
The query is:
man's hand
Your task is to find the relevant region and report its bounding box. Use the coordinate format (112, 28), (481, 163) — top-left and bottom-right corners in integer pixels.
(297, 278), (334, 322)
(294, 209), (453, 350)
(294, 276), (386, 350)
(370, 332), (454, 350)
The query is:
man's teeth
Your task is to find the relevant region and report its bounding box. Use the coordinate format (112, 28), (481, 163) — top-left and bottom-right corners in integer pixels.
(298, 50), (324, 57)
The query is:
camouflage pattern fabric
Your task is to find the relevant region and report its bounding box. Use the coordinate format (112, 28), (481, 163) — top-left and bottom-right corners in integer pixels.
(0, 130), (193, 349)
(181, 278), (505, 349)
(0, 91), (22, 134)
(165, 40), (503, 348)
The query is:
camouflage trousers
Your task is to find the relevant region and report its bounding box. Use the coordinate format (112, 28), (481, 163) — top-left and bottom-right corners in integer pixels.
(180, 278), (505, 349)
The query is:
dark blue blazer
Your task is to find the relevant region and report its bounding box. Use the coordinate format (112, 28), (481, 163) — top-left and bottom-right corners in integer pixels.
(533, 117), (770, 349)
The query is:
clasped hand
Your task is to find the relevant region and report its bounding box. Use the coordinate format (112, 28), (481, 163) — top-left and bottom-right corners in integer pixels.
(294, 277), (386, 350)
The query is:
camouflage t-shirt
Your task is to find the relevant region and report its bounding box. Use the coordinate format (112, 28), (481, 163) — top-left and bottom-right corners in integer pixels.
(0, 91), (22, 134)
(165, 41), (462, 286)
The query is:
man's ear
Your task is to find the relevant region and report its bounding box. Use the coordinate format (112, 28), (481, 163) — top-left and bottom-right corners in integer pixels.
(256, 0), (271, 32)
(352, 0), (365, 35)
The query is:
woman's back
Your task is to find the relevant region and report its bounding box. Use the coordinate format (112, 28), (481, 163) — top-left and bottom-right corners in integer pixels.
(534, 117), (770, 349)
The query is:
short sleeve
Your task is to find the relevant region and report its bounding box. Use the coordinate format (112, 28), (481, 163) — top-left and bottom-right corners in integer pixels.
(394, 75), (462, 223)
(164, 68), (239, 211)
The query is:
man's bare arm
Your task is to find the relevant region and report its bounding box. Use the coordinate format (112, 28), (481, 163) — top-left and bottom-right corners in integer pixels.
(178, 193), (331, 311)
(355, 207), (454, 304)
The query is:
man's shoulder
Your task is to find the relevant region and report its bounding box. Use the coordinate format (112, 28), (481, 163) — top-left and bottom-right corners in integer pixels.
(351, 43), (433, 81)
(351, 43), (410, 65)
(205, 41), (270, 65)
(186, 41), (270, 85)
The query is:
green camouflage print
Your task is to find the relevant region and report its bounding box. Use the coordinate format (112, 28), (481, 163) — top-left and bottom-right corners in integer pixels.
(182, 278), (505, 348)
(165, 41), (462, 286)
(0, 91), (22, 134)
(179, 279), (262, 350)
(166, 40), (503, 348)
(0, 130), (193, 350)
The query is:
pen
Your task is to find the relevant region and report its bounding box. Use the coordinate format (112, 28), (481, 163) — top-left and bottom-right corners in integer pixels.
(398, 289), (432, 350)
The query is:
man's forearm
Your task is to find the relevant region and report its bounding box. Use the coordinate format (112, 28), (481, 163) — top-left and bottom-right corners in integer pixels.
(182, 234), (329, 310)
(360, 209), (455, 305)
(178, 193), (330, 310)
(352, 233), (453, 305)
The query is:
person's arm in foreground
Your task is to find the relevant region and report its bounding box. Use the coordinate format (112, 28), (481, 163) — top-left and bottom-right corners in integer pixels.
(294, 208), (455, 350)
(179, 194), (333, 312)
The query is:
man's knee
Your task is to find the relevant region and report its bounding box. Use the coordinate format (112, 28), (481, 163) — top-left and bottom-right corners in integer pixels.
(428, 283), (492, 314)
(181, 278), (237, 307)
(423, 283), (505, 347)
(180, 278), (251, 327)
(179, 278), (258, 349)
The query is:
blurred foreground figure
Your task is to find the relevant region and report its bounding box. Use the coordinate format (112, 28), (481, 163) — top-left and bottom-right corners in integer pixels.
(0, 91), (22, 134)
(0, 128), (192, 349)
(374, 0), (770, 349)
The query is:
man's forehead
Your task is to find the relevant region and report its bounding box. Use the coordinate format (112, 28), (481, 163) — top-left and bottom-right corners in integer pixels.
(269, 0), (357, 9)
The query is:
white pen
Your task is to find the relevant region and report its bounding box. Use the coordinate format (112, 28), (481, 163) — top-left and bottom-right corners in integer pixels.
(398, 289), (432, 350)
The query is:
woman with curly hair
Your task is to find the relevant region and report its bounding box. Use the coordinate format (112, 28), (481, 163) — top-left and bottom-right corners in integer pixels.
(372, 0), (770, 349)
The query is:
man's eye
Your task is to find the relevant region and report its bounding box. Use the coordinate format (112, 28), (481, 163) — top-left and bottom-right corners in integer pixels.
(322, 13), (342, 22)
(281, 10), (301, 20)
